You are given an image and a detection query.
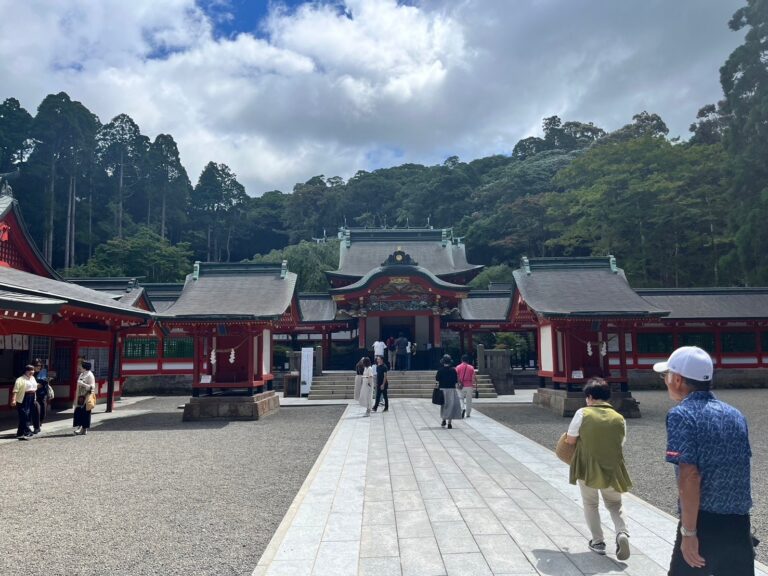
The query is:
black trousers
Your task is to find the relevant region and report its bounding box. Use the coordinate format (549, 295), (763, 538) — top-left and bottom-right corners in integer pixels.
(669, 511), (754, 576)
(373, 386), (388, 410)
(30, 400), (41, 431)
(16, 393), (35, 436)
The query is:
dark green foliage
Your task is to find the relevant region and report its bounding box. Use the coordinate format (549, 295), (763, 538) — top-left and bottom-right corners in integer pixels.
(249, 240), (340, 292)
(65, 227), (193, 282)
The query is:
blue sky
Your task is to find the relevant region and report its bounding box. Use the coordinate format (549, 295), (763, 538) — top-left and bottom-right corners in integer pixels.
(0, 0), (748, 196)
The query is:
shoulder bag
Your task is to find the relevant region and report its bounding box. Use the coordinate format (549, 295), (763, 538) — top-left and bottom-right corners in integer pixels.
(85, 392), (97, 412)
(555, 432), (576, 465)
(431, 387), (444, 405)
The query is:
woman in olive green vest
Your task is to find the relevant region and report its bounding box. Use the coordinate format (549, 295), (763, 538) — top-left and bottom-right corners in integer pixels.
(565, 378), (632, 561)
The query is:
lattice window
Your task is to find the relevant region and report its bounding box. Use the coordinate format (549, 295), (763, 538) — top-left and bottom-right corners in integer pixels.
(163, 337), (193, 358)
(679, 333), (715, 353)
(29, 336), (51, 364)
(721, 332), (756, 354)
(80, 346), (109, 379)
(123, 337), (159, 359)
(0, 239), (29, 271)
(636, 333), (673, 354)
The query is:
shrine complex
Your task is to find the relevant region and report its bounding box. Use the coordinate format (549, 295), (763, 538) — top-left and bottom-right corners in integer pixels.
(1, 182), (768, 417)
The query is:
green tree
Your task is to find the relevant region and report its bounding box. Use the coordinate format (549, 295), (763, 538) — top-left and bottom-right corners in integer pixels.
(65, 226), (193, 282)
(250, 240), (340, 292)
(719, 0), (768, 284)
(146, 134), (191, 241)
(188, 162), (247, 262)
(0, 98), (33, 172)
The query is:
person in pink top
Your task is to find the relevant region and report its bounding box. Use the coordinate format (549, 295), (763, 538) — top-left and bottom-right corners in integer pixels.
(456, 354), (476, 418)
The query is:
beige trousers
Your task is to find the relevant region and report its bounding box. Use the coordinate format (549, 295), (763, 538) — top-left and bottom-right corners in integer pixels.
(578, 480), (628, 544)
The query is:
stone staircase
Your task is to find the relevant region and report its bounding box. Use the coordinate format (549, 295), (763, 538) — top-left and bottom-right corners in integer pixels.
(307, 370), (498, 400)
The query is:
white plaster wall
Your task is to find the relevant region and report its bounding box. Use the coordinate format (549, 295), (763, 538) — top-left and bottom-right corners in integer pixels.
(540, 325), (553, 372)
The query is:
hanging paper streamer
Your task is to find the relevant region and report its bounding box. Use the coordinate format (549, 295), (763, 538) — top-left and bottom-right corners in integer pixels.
(229, 348), (236, 364)
(600, 341), (607, 357)
(210, 349), (216, 365)
(587, 341), (593, 357)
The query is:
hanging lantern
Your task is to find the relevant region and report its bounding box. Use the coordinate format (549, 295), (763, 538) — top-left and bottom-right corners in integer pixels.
(587, 341), (593, 356)
(209, 349), (216, 365)
(229, 348), (236, 364)
(600, 341), (607, 357)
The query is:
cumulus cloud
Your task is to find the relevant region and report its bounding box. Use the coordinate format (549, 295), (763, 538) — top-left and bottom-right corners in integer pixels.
(0, 0), (746, 195)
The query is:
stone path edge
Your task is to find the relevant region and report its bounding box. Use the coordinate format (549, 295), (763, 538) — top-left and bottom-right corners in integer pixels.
(252, 404), (353, 575)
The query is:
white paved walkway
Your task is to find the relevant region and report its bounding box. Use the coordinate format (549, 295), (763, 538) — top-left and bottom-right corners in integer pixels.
(254, 399), (768, 576)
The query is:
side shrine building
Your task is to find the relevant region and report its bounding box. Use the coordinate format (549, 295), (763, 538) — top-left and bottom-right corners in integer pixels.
(1, 180), (768, 418)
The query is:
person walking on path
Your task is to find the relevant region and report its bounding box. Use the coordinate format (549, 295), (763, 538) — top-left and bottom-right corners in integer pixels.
(436, 354), (461, 429)
(354, 357), (365, 402)
(32, 359), (49, 433)
(11, 364), (37, 440)
(73, 361), (96, 436)
(395, 333), (409, 371)
(565, 377), (631, 560)
(372, 339), (386, 364)
(456, 354), (476, 418)
(654, 346), (755, 575)
(372, 355), (389, 412)
(359, 357), (375, 416)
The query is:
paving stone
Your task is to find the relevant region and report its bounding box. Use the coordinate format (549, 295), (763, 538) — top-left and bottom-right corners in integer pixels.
(442, 552), (493, 576)
(474, 534), (533, 574)
(361, 524), (399, 558)
(431, 521), (479, 553)
(359, 556), (403, 576)
(395, 509), (433, 538)
(460, 507), (506, 535)
(398, 536), (446, 576)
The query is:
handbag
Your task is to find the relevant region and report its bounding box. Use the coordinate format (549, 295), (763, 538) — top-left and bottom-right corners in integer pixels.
(85, 392), (96, 412)
(47, 384), (55, 400)
(555, 432), (576, 465)
(431, 387), (444, 405)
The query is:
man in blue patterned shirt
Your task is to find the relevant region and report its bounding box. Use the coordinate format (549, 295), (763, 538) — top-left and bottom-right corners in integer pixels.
(654, 346), (754, 575)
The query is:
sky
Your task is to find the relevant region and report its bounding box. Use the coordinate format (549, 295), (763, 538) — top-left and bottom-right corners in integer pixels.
(0, 0), (747, 196)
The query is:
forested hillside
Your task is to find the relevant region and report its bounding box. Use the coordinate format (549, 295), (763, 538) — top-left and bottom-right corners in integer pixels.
(0, 0), (765, 290)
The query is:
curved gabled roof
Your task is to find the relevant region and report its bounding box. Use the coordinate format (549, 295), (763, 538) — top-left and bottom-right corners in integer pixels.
(0, 266), (150, 318)
(161, 262), (297, 320)
(330, 264), (470, 294)
(513, 257), (669, 318)
(330, 228), (483, 279)
(636, 288), (768, 319)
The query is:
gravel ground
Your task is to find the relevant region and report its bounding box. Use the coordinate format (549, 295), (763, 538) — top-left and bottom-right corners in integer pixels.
(479, 388), (768, 564)
(1, 397), (344, 576)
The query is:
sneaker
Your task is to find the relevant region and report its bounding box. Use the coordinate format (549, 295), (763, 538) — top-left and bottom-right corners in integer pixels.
(588, 540), (606, 555)
(447, 422), (453, 429)
(372, 407), (377, 412)
(462, 409), (466, 419)
(81, 429), (87, 435)
(616, 532), (630, 561)
(383, 408), (388, 412)
(33, 429), (41, 435)
(19, 435), (30, 441)
(441, 420), (446, 427)
(73, 427), (82, 435)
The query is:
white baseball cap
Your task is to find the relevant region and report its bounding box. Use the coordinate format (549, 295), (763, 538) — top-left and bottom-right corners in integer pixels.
(653, 346), (713, 381)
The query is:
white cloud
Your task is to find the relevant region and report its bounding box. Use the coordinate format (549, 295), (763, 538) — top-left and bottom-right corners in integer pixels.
(0, 0), (747, 195)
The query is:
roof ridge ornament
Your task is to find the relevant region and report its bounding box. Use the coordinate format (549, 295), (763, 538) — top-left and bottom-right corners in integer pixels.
(193, 261), (200, 281)
(609, 255), (618, 273)
(381, 248), (418, 267)
(281, 260), (288, 279)
(521, 256), (531, 276)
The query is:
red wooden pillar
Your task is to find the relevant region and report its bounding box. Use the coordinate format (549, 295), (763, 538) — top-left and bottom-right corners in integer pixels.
(433, 314), (442, 347)
(192, 331), (201, 394)
(618, 327), (628, 380)
(247, 327), (255, 386)
(358, 318), (366, 349)
(467, 332), (474, 358)
(323, 332), (331, 366)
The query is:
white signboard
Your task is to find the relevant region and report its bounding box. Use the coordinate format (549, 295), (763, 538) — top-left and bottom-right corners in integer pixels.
(300, 347), (314, 395)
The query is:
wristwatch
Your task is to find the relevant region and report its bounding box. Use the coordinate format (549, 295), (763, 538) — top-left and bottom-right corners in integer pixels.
(680, 526), (697, 537)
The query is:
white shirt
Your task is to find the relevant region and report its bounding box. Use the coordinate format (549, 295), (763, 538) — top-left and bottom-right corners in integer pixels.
(406, 342), (411, 353)
(373, 341), (386, 357)
(25, 375), (38, 393)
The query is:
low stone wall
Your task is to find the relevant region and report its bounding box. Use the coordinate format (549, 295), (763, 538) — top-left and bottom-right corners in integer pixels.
(534, 387), (641, 418)
(629, 368), (768, 390)
(123, 375), (193, 395)
(182, 391), (280, 421)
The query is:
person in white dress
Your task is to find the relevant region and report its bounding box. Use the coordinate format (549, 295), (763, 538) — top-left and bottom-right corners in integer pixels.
(359, 357), (375, 416)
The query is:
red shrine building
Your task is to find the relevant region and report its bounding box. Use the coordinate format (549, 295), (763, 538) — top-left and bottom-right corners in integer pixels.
(2, 177), (768, 416)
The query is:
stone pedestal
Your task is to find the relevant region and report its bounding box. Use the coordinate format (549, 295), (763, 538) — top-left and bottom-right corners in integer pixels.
(182, 391), (280, 421)
(533, 387), (641, 418)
